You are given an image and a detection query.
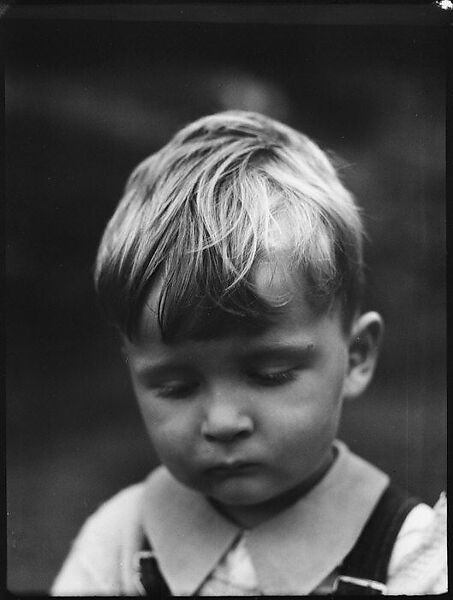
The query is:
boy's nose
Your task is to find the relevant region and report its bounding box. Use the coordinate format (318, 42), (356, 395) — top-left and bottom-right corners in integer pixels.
(201, 402), (254, 443)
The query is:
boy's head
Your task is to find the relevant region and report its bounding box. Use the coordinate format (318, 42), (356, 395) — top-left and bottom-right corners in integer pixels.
(95, 111), (383, 526)
(95, 110), (364, 343)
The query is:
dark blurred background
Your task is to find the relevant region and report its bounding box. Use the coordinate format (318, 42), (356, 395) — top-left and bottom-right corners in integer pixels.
(6, 14), (446, 594)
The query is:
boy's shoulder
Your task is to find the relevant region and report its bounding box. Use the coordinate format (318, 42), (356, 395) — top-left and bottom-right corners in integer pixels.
(80, 480), (146, 535)
(61, 466), (174, 553)
(387, 492), (447, 594)
(72, 465), (172, 534)
(51, 479), (152, 595)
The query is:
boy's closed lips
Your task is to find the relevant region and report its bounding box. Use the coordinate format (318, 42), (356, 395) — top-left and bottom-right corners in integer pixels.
(205, 461), (261, 478)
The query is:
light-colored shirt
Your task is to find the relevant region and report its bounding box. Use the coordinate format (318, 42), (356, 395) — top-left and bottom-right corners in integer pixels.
(51, 441), (447, 596)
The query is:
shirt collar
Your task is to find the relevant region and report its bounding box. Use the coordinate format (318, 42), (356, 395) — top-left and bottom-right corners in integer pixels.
(141, 441), (389, 595)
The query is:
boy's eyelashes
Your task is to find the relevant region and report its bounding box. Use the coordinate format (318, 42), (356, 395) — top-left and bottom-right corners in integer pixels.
(155, 381), (200, 399)
(147, 367), (300, 399)
(249, 368), (298, 386)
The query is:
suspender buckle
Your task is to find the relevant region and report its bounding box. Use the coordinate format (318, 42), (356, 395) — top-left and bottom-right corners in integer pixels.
(333, 575), (387, 595)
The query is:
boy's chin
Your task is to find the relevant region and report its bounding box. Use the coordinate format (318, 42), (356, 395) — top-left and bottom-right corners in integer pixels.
(203, 477), (280, 508)
(205, 479), (307, 528)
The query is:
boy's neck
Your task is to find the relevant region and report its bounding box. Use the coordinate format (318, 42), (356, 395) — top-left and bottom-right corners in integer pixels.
(209, 446), (337, 529)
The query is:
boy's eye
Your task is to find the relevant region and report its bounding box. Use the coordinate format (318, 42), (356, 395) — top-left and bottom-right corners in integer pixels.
(249, 368), (298, 387)
(155, 381), (199, 399)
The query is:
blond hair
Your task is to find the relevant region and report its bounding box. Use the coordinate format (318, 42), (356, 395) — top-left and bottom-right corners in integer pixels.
(95, 111), (364, 340)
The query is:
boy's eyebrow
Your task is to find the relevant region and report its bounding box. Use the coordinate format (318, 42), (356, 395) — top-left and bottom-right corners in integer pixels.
(238, 342), (316, 362)
(131, 360), (195, 379)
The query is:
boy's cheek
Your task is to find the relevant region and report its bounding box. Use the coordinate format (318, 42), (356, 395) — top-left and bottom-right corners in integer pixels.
(135, 391), (184, 426)
(142, 413), (197, 459)
(148, 432), (205, 489)
(144, 426), (188, 472)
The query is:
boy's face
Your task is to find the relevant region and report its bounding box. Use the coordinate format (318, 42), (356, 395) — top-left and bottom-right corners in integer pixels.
(125, 263), (352, 524)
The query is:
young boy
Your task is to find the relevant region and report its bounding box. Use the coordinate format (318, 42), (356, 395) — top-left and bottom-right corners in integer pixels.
(52, 111), (446, 596)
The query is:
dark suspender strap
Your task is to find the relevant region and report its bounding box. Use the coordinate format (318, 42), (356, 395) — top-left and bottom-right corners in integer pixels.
(134, 536), (172, 598)
(334, 482), (421, 595)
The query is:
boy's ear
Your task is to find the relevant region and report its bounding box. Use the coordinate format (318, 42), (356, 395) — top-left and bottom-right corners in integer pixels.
(343, 311), (384, 400)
